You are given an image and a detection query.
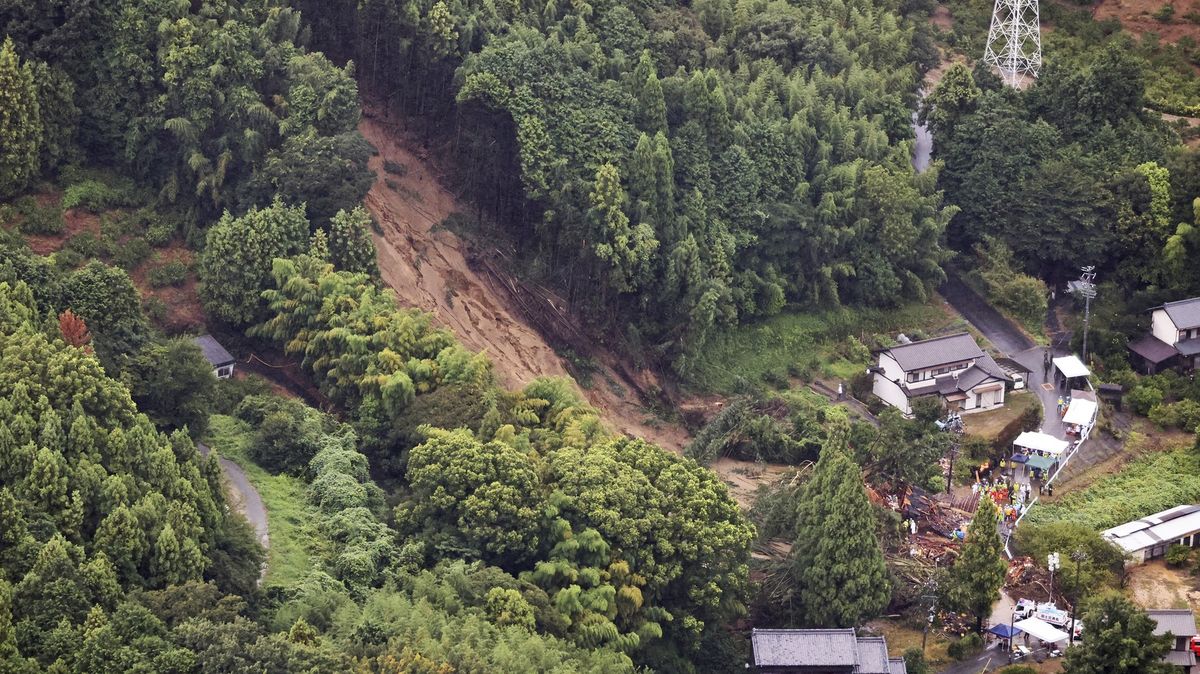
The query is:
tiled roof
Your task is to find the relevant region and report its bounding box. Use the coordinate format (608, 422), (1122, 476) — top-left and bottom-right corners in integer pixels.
(1148, 609), (1198, 638)
(192, 335), (235, 367)
(854, 637), (889, 674)
(751, 629), (858, 668)
(1128, 334), (1179, 364)
(1177, 338), (1200, 357)
(1163, 297), (1200, 330)
(884, 333), (984, 372)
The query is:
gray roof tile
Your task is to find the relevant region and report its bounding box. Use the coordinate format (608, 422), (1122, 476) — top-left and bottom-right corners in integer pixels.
(854, 637), (889, 674)
(884, 333), (984, 372)
(751, 629), (858, 667)
(1163, 298), (1200, 330)
(1128, 334), (1179, 363)
(192, 335), (235, 367)
(888, 659), (909, 674)
(1149, 609), (1198, 637)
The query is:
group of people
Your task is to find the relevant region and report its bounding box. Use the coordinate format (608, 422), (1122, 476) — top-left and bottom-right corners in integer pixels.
(972, 477), (1033, 524)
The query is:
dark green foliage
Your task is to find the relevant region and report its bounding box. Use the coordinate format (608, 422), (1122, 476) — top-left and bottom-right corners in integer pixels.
(234, 395), (326, 475)
(947, 499), (1007, 633)
(1015, 522), (1126, 596)
(790, 417), (891, 627)
(15, 200), (63, 236)
(327, 206), (377, 276)
(146, 259), (188, 288)
(60, 260), (149, 364)
(1167, 543), (1192, 567)
(60, 177), (142, 213)
(904, 647), (930, 674)
(0, 38), (41, 199)
(199, 199), (310, 327)
(1062, 592), (1174, 674)
(126, 337), (217, 434)
(241, 132), (374, 229)
(947, 632), (984, 660)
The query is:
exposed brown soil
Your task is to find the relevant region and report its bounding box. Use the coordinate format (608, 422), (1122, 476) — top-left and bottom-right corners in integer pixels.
(711, 457), (795, 508)
(24, 201), (101, 256)
(357, 107), (690, 452)
(130, 244), (206, 334)
(1127, 560), (1200, 611)
(1094, 0), (1200, 43)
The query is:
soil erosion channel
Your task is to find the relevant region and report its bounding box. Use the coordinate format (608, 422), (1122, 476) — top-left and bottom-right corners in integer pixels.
(358, 111), (688, 452)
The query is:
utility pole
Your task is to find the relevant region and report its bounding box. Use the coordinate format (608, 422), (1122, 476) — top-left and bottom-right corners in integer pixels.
(1069, 549), (1088, 644)
(943, 413), (963, 493)
(984, 0), (1042, 87)
(1067, 266), (1098, 366)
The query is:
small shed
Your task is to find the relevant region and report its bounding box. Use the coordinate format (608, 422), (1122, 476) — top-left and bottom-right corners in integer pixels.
(193, 335), (236, 379)
(1062, 398), (1098, 435)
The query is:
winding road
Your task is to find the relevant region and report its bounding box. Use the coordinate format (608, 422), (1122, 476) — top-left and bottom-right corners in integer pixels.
(197, 442), (269, 579)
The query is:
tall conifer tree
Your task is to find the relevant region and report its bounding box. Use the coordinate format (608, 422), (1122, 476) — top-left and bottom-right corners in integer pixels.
(947, 498), (1007, 633)
(792, 417), (890, 627)
(0, 37), (41, 198)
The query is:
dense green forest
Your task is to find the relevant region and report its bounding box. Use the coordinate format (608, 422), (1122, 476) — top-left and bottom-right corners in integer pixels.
(5, 0), (1200, 670)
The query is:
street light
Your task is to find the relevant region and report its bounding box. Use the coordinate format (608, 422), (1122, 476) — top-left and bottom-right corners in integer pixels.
(1047, 552), (1061, 603)
(1066, 267), (1098, 365)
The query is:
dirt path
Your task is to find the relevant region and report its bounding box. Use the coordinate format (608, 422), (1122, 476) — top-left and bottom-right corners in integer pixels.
(357, 111), (689, 452)
(198, 442), (269, 584)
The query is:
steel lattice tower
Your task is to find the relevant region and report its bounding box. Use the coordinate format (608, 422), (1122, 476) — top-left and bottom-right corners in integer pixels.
(983, 0), (1042, 87)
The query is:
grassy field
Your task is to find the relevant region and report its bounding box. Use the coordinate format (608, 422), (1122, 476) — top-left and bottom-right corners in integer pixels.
(1025, 437), (1199, 530)
(962, 392), (1039, 440)
(205, 414), (317, 588)
(685, 301), (957, 394)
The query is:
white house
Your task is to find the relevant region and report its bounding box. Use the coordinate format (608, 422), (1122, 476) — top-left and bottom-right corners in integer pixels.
(192, 335), (236, 379)
(871, 333), (1011, 416)
(1102, 505), (1200, 565)
(1129, 297), (1200, 374)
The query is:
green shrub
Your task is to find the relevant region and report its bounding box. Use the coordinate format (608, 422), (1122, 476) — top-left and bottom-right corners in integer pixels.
(61, 178), (141, 212)
(1167, 543), (1192, 567)
(212, 375), (274, 415)
(145, 219), (176, 247)
(148, 259), (189, 288)
(761, 368), (789, 389)
(142, 295), (167, 323)
(1128, 385), (1165, 416)
(996, 666), (1037, 674)
(113, 237), (151, 270)
(1155, 3), (1176, 22)
(1149, 399), (1200, 432)
(52, 248), (83, 271)
(903, 648), (930, 674)
(947, 633), (983, 660)
(383, 159), (408, 176)
(64, 232), (99, 257)
(19, 204), (65, 235)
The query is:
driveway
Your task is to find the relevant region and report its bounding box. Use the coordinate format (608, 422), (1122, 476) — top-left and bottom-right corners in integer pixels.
(197, 442), (270, 572)
(939, 275), (1034, 357)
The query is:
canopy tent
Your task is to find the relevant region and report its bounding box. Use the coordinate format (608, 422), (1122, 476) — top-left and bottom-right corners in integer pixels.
(1025, 454), (1058, 471)
(1053, 355), (1091, 379)
(1063, 398), (1098, 427)
(987, 624), (1023, 639)
(1013, 431), (1070, 455)
(1013, 618), (1070, 644)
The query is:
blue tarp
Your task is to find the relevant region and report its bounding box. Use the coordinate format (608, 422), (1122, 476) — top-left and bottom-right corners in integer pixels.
(988, 624), (1023, 639)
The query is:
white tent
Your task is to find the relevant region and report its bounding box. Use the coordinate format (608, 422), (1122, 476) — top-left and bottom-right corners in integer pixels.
(1053, 355), (1091, 379)
(1063, 398), (1098, 427)
(1013, 431), (1070, 456)
(1013, 617), (1070, 644)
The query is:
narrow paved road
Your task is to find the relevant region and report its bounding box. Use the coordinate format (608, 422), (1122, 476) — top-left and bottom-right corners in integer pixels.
(197, 442), (270, 565)
(939, 276), (1034, 357)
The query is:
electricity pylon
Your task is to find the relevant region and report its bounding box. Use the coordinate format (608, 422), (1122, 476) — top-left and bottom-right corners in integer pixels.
(983, 0), (1042, 88)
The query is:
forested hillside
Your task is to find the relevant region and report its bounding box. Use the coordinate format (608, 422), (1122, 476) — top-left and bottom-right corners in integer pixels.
(294, 0), (953, 372)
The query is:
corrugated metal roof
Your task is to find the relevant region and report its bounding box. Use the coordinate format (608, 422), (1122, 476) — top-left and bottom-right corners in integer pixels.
(192, 335), (235, 367)
(1148, 609), (1198, 637)
(751, 629), (858, 667)
(1102, 506), (1200, 553)
(884, 333), (983, 372)
(887, 659), (909, 674)
(1163, 297), (1200, 330)
(854, 637), (889, 674)
(1165, 649), (1197, 667)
